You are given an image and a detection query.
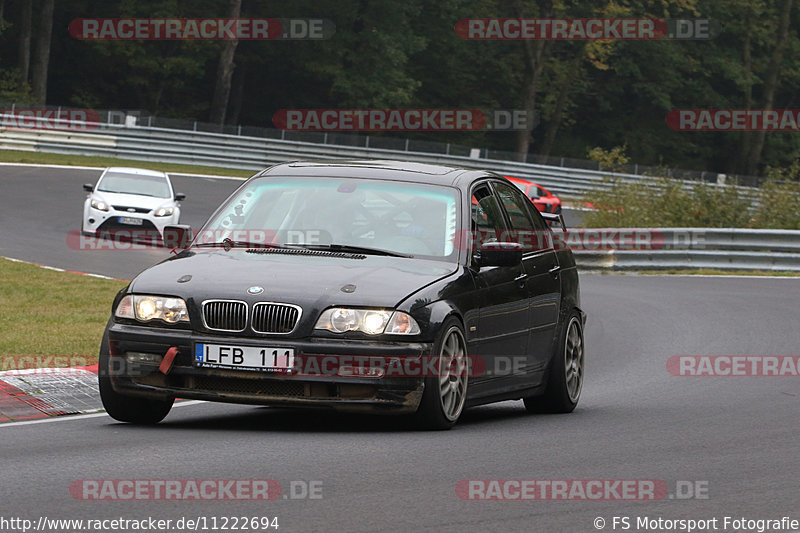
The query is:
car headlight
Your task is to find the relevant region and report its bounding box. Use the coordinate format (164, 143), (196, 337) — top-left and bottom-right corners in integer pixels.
(115, 295), (189, 324)
(91, 199), (109, 212)
(154, 207), (174, 217)
(315, 308), (420, 335)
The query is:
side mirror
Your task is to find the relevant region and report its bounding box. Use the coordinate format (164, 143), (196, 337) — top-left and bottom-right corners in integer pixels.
(174, 193), (186, 201)
(540, 212), (567, 231)
(163, 224), (193, 249)
(475, 242), (523, 268)
(83, 183), (94, 192)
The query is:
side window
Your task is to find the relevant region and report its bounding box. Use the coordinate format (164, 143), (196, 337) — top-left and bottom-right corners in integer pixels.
(493, 181), (551, 251)
(470, 183), (507, 250)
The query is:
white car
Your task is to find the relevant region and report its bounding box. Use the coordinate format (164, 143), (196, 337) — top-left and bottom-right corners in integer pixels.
(82, 167), (184, 241)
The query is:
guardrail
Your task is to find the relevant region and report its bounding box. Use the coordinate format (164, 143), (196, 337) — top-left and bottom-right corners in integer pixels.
(0, 115), (795, 272)
(0, 113), (749, 198)
(571, 228), (800, 272)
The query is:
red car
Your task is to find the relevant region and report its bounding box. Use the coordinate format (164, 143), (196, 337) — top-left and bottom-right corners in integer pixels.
(504, 176), (562, 214)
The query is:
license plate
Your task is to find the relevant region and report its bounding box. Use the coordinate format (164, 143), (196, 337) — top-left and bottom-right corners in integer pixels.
(195, 343), (295, 372)
(119, 216), (143, 225)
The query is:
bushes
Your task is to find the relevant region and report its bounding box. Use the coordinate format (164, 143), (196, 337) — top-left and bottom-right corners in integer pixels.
(581, 177), (799, 229)
(750, 180), (800, 229)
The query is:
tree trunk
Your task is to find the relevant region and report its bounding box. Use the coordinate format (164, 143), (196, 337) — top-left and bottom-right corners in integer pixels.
(735, 9), (754, 173)
(228, 66), (245, 126)
(513, 0), (553, 161)
(743, 0), (793, 175)
(539, 50), (585, 158)
(18, 0), (32, 87)
(30, 0), (54, 105)
(209, 0), (242, 126)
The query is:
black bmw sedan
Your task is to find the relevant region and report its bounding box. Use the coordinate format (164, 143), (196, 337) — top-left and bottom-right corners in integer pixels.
(99, 160), (586, 429)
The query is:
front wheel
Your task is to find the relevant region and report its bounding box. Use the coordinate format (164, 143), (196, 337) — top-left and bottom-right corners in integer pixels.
(98, 328), (173, 424)
(524, 311), (584, 414)
(414, 319), (469, 430)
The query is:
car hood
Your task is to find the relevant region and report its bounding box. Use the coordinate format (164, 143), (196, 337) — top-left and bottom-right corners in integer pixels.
(93, 191), (173, 210)
(129, 248), (458, 310)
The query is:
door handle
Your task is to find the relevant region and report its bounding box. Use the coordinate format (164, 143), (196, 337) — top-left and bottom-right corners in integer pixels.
(548, 265), (561, 277)
(514, 273), (528, 286)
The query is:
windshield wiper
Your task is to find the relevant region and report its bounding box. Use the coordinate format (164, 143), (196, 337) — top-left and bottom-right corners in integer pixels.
(193, 239), (299, 250)
(293, 243), (413, 258)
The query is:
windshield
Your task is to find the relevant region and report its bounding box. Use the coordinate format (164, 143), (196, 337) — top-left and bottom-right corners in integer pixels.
(97, 172), (171, 198)
(200, 176), (459, 260)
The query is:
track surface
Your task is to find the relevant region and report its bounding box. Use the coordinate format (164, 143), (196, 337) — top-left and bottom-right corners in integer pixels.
(1, 165), (798, 532)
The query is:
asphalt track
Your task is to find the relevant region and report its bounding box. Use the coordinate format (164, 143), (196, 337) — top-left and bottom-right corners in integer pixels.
(1, 165), (798, 532)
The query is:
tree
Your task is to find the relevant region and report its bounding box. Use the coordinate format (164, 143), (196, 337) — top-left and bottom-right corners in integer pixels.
(18, 0), (31, 88)
(209, 0), (241, 126)
(31, 0), (54, 105)
(740, 0), (794, 174)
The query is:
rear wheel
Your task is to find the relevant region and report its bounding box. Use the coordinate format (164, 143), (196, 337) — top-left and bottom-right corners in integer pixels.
(524, 311), (583, 414)
(98, 328), (173, 424)
(415, 319), (468, 430)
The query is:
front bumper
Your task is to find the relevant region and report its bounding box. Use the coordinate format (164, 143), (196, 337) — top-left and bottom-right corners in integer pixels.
(106, 322), (432, 413)
(84, 210), (178, 239)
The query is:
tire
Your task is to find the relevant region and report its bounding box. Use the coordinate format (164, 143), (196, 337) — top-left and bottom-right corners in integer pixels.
(524, 311), (584, 414)
(414, 318), (469, 430)
(98, 327), (174, 424)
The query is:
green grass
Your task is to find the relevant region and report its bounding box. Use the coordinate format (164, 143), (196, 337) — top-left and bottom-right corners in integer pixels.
(0, 149), (255, 178)
(0, 258), (127, 367)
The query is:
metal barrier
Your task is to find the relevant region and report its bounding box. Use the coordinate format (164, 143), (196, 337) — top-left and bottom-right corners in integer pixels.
(5, 116), (795, 272)
(0, 113), (745, 197)
(570, 228), (800, 271)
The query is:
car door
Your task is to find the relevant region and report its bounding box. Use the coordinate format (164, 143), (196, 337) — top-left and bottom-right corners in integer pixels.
(492, 180), (561, 388)
(467, 182), (530, 398)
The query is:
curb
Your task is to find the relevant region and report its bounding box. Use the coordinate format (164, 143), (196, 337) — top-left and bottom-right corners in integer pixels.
(2, 255), (128, 281)
(0, 366), (102, 423)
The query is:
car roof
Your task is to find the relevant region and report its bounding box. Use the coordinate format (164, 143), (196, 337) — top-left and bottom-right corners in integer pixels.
(103, 167), (169, 178)
(258, 160), (497, 187)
